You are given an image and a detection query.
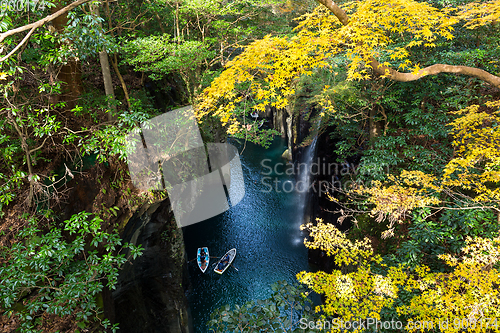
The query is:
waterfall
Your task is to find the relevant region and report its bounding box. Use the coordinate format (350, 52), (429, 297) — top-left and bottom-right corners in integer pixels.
(298, 138), (318, 192)
(292, 137), (319, 245)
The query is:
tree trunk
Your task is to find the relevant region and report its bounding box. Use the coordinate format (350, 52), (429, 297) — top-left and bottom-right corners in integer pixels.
(175, 2), (180, 42)
(52, 0), (83, 108)
(8, 112), (35, 207)
(112, 54), (131, 109)
(91, 4), (116, 121)
(369, 107), (382, 144)
(99, 50), (116, 120)
(104, 1), (131, 110)
(144, 0), (166, 33)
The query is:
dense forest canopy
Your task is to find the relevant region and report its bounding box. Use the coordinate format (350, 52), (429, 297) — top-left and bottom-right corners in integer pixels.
(0, 0), (500, 331)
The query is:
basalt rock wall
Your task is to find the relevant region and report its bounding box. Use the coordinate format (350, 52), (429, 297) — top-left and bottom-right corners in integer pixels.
(112, 199), (190, 333)
(62, 160), (190, 333)
(264, 93), (316, 163)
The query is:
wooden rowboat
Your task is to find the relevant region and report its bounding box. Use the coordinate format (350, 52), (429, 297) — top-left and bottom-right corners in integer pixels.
(214, 248), (236, 275)
(197, 247), (209, 273)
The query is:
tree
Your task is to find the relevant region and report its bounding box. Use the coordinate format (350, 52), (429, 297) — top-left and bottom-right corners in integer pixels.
(314, 0), (500, 86)
(198, 0), (500, 234)
(123, 35), (215, 103)
(0, 2), (161, 330)
(297, 219), (500, 333)
(338, 100), (500, 233)
(293, 2), (500, 326)
(0, 0), (92, 62)
(0, 212), (142, 332)
(121, 0), (303, 106)
(197, 0), (500, 142)
(91, 2), (116, 120)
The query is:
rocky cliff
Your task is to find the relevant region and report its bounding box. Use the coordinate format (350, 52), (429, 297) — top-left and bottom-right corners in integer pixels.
(62, 159), (190, 333)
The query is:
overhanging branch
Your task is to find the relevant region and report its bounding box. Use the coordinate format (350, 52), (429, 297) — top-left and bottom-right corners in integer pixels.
(0, 27), (36, 62)
(0, 0), (92, 42)
(370, 61), (500, 88)
(317, 0), (500, 89)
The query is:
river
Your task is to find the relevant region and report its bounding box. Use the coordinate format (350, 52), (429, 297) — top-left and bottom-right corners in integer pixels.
(182, 136), (313, 332)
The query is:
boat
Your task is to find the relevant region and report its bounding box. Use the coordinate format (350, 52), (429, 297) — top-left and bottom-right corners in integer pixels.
(197, 247), (209, 273)
(214, 248), (236, 274)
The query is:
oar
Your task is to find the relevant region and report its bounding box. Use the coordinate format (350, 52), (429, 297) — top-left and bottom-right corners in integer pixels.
(231, 264), (239, 272)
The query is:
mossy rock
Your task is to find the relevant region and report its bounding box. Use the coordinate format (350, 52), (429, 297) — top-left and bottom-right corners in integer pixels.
(281, 148), (292, 161)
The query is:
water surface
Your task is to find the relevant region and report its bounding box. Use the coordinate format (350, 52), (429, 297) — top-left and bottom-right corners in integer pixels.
(183, 137), (311, 332)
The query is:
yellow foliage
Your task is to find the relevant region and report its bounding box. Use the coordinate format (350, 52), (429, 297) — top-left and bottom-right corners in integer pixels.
(299, 105), (500, 333)
(301, 218), (373, 266)
(402, 237), (500, 332)
(299, 219), (500, 332)
(296, 0), (456, 80)
(440, 236), (500, 268)
(196, 0), (470, 135)
(354, 171), (441, 226)
(298, 219), (399, 329)
(196, 33), (331, 132)
(197, 0), (498, 138)
(457, 0), (500, 29)
(443, 101), (500, 202)
(348, 101), (500, 231)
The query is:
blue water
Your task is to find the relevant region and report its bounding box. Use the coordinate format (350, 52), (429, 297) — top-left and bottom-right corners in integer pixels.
(182, 137), (311, 332)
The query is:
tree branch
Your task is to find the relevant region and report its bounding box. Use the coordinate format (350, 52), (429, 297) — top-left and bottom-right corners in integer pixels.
(316, 0), (349, 25)
(0, 0), (92, 43)
(29, 136), (49, 154)
(370, 60), (500, 88)
(0, 27), (36, 62)
(317, 0), (500, 89)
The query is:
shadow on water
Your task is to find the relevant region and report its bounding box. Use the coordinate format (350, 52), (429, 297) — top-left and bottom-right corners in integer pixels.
(183, 137), (314, 332)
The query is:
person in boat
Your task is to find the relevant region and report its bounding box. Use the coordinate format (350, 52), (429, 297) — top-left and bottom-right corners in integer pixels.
(217, 262), (225, 271)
